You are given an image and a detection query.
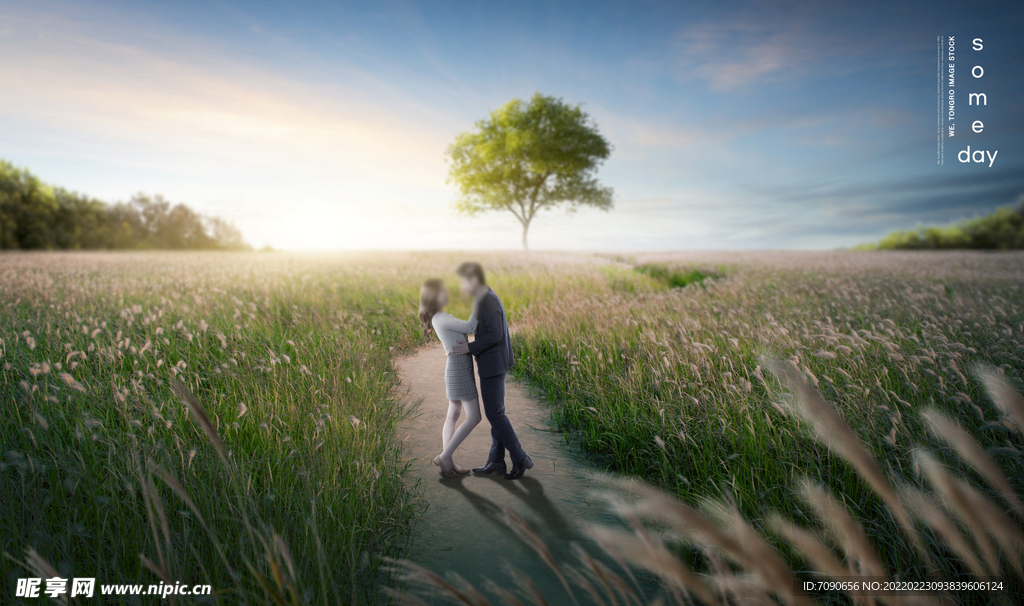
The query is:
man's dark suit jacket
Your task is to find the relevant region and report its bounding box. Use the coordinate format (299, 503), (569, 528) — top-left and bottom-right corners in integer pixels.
(468, 288), (513, 378)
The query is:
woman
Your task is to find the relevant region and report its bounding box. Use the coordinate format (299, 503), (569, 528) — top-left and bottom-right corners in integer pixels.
(418, 278), (481, 478)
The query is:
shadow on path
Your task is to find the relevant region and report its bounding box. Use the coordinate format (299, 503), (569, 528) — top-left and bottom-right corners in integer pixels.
(394, 343), (638, 604)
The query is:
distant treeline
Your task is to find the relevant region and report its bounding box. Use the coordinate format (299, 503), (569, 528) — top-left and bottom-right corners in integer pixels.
(0, 160), (249, 250)
(860, 198), (1024, 250)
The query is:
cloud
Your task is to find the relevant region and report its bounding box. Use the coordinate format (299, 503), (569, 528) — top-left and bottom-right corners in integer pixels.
(594, 110), (711, 150)
(671, 17), (810, 91)
(0, 5), (456, 189)
(667, 3), (890, 93)
(744, 166), (1024, 207)
(693, 43), (790, 91)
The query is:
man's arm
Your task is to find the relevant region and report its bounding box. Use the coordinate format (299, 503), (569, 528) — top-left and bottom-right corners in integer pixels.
(467, 296), (504, 356)
(450, 297), (485, 354)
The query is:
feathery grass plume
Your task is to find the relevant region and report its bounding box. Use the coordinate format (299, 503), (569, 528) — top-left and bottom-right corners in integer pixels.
(604, 476), (747, 566)
(766, 514), (880, 606)
(170, 377), (301, 605)
(976, 365), (1024, 436)
(709, 574), (775, 606)
(244, 557), (296, 606)
(581, 513), (648, 602)
(169, 375), (230, 466)
(23, 547), (67, 605)
(384, 557), (483, 606)
(134, 447), (171, 587)
(913, 450), (1000, 575)
(481, 578), (529, 606)
(798, 480), (886, 578)
(57, 371), (87, 392)
(503, 562), (553, 606)
(921, 407), (1023, 514)
(146, 474), (173, 578)
(712, 500), (815, 606)
(564, 566), (607, 606)
(953, 474), (1024, 576)
(770, 362), (926, 562)
(447, 573), (494, 606)
(897, 487), (988, 579)
(140, 553), (174, 588)
(246, 532), (303, 606)
(580, 522), (719, 606)
(272, 532), (297, 593)
(502, 507), (579, 606)
(149, 462), (239, 580)
(601, 560), (646, 606)
(570, 541), (638, 606)
(309, 499), (333, 605)
(566, 545), (611, 606)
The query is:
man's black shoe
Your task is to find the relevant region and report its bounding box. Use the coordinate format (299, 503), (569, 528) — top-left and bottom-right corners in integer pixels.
(504, 454), (534, 480)
(472, 460), (507, 475)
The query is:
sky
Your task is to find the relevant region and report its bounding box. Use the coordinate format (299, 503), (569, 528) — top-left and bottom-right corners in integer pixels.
(1, 0), (1022, 250)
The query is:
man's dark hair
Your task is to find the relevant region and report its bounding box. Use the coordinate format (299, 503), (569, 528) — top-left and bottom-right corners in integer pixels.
(456, 261), (486, 285)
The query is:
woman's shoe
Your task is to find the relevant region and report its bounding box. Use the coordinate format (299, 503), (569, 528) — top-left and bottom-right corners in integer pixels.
(433, 455), (457, 478)
(452, 462), (471, 474)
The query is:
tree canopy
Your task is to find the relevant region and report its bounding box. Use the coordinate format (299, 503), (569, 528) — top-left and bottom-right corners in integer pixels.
(859, 198), (1024, 250)
(0, 160), (248, 251)
(447, 93), (613, 249)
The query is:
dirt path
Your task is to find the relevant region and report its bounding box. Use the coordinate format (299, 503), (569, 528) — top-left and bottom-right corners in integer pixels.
(394, 343), (625, 604)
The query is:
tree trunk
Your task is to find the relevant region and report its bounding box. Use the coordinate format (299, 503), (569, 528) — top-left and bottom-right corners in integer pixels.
(521, 220), (530, 250)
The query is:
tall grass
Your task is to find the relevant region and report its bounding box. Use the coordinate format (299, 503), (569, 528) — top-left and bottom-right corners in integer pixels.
(501, 251), (1024, 598)
(1, 252), (429, 604)
(4, 250), (1022, 605)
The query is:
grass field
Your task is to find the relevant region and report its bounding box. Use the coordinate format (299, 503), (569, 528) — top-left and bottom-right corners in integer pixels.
(0, 252), (432, 604)
(3, 250), (1023, 605)
(502, 251), (1024, 602)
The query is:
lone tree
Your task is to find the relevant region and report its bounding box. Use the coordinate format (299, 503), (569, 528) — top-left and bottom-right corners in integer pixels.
(447, 93), (613, 249)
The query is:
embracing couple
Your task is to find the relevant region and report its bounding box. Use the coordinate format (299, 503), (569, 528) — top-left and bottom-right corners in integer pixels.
(417, 262), (534, 481)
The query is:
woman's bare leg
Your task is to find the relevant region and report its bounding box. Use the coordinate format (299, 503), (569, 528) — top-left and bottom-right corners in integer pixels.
(442, 400), (462, 451)
(440, 398), (481, 472)
(434, 400), (465, 477)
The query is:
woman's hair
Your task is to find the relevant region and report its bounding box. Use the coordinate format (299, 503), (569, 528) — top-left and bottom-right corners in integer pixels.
(418, 278), (446, 337)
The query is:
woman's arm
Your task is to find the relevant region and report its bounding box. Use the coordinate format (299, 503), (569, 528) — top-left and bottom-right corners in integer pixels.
(432, 312), (477, 334)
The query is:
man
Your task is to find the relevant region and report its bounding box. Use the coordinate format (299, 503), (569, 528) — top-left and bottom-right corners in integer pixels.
(451, 262), (533, 480)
